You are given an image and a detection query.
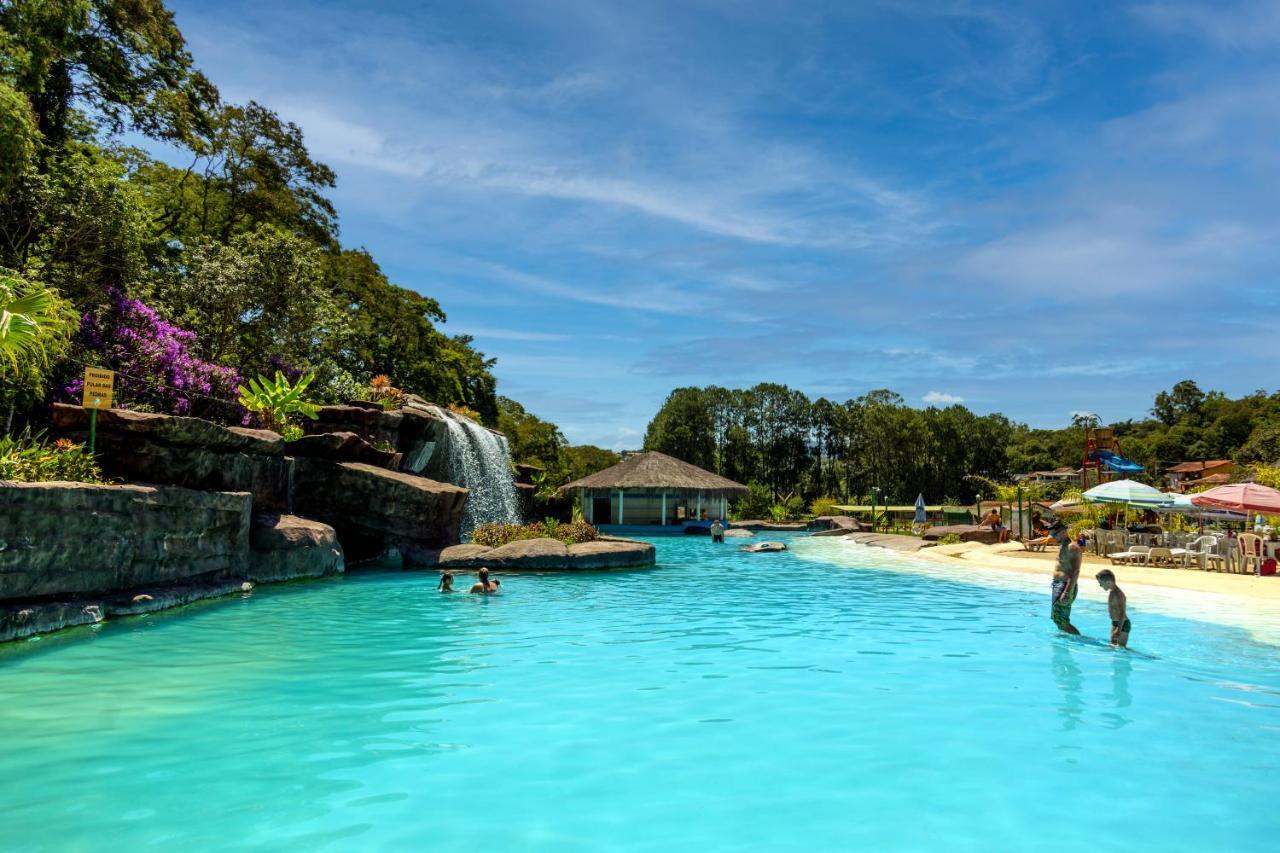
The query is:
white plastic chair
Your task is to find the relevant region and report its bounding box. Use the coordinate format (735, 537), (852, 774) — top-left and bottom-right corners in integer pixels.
(1189, 535), (1224, 571)
(1147, 547), (1176, 568)
(1239, 533), (1264, 575)
(1108, 545), (1151, 566)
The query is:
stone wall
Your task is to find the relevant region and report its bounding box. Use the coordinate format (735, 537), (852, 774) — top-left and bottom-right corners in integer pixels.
(0, 481), (251, 598)
(0, 482), (346, 641)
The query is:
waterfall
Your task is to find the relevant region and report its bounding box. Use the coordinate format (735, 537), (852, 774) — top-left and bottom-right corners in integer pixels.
(426, 407), (523, 534)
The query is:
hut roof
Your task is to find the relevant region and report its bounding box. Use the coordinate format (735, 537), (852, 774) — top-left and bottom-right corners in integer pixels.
(560, 451), (748, 495)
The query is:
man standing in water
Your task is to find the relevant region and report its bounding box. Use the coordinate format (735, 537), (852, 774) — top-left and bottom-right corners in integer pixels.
(710, 518), (725, 543)
(1050, 523), (1082, 635)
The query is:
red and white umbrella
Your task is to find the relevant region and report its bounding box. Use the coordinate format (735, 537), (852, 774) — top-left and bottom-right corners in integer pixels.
(1190, 483), (1280, 515)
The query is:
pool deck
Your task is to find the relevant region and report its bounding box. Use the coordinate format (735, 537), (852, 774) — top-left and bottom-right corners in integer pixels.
(844, 533), (1280, 602)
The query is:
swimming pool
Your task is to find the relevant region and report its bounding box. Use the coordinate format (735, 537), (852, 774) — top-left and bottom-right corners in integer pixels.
(3, 534), (1278, 851)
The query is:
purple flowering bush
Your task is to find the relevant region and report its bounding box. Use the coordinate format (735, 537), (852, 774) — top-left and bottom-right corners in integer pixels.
(64, 289), (243, 420)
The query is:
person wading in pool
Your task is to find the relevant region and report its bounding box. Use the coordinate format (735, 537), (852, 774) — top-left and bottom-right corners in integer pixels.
(710, 519), (725, 543)
(1049, 523), (1083, 635)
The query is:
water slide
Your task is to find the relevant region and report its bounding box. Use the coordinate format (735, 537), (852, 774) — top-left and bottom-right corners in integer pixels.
(1090, 449), (1145, 474)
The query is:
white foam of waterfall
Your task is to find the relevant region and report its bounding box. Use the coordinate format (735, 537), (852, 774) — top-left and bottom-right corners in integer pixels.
(426, 406), (523, 534)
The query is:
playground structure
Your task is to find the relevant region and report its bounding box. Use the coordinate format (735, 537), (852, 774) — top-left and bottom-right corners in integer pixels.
(1081, 426), (1144, 490)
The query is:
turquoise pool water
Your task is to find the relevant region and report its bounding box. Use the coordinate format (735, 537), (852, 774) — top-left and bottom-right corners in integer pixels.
(3, 535), (1279, 851)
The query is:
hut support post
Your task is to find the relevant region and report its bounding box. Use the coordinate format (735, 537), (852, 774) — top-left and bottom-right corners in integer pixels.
(661, 492), (667, 526)
(697, 494), (702, 520)
(583, 489), (592, 523)
(720, 497), (727, 521)
(618, 489), (625, 525)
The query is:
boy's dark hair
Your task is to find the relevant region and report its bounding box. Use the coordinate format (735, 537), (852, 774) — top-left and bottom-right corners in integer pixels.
(1096, 569), (1116, 582)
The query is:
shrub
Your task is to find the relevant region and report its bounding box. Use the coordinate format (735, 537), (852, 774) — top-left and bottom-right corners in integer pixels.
(0, 430), (103, 483)
(65, 289), (241, 419)
(368, 374), (408, 410)
(471, 519), (600, 548)
(448, 402), (482, 422)
(732, 481), (773, 520)
(808, 496), (840, 517)
(938, 533), (963, 545)
(237, 371), (320, 434)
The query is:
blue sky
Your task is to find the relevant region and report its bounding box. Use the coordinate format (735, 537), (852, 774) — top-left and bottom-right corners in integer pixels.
(164, 0), (1280, 448)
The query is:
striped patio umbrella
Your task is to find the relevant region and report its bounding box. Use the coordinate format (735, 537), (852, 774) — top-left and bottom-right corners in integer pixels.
(1082, 479), (1173, 508)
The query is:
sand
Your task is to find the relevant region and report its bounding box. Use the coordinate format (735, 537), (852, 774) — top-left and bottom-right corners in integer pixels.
(916, 540), (1280, 601)
(827, 534), (1280, 644)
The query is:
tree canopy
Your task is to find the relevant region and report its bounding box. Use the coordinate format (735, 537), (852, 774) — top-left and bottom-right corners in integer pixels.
(644, 380), (1280, 506)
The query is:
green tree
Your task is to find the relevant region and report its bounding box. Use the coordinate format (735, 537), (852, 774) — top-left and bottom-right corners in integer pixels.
(132, 101), (337, 247)
(158, 224), (344, 378)
(1152, 380), (1206, 426)
(0, 0), (217, 147)
(643, 387), (716, 471)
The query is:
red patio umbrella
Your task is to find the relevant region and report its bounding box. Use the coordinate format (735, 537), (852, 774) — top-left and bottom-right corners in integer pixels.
(1190, 483), (1280, 515)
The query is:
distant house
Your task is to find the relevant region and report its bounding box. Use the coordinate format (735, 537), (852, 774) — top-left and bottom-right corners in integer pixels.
(1014, 467), (1081, 484)
(1166, 460), (1235, 493)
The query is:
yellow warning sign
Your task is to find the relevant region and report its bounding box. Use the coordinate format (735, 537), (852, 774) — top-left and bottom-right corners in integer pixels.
(82, 367), (114, 410)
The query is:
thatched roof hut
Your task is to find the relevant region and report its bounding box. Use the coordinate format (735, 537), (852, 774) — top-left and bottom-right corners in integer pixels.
(561, 451), (747, 527)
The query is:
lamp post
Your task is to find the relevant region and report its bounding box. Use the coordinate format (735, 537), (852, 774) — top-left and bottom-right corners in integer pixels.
(871, 486), (881, 532)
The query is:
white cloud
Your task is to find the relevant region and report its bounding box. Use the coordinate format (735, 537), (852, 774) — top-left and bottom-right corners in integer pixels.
(1133, 1), (1280, 49)
(922, 390), (965, 405)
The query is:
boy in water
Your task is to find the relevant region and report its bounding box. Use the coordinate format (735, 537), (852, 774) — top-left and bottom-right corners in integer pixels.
(438, 572), (455, 592)
(1095, 569), (1130, 648)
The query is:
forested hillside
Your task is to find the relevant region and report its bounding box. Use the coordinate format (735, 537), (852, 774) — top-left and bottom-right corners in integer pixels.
(643, 381), (1280, 505)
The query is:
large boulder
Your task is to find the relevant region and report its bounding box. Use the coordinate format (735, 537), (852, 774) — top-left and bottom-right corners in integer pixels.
(284, 431), (400, 469)
(435, 544), (494, 569)
(53, 404), (282, 454)
(248, 514), (345, 582)
(0, 481), (251, 600)
(291, 460), (468, 562)
(567, 540), (655, 569)
(304, 401), (451, 477)
(52, 404), (293, 511)
(435, 537), (655, 570)
(486, 537), (569, 569)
